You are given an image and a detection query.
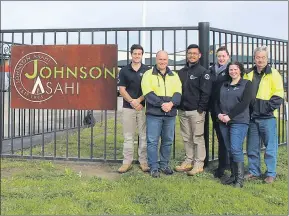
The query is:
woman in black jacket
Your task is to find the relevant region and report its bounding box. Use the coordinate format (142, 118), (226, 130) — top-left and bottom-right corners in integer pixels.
(215, 61), (253, 188)
(209, 46), (231, 178)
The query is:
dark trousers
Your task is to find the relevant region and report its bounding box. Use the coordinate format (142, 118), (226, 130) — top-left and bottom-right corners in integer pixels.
(211, 111), (230, 169)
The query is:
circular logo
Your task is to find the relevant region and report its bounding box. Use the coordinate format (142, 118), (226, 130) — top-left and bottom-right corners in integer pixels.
(13, 52), (57, 103)
(204, 74), (210, 80)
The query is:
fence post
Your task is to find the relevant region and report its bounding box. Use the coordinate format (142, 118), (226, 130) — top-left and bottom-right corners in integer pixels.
(198, 22), (210, 167)
(0, 42), (3, 155)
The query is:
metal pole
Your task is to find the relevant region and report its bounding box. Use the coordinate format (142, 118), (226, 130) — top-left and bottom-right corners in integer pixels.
(141, 1), (146, 63)
(0, 38), (4, 155)
(198, 22), (210, 167)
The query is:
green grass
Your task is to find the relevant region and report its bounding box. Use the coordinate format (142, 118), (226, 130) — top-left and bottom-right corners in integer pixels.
(1, 146), (288, 215)
(2, 112), (288, 215)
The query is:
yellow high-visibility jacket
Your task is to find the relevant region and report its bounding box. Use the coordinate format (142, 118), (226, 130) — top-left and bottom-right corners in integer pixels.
(141, 66), (182, 116)
(243, 65), (284, 119)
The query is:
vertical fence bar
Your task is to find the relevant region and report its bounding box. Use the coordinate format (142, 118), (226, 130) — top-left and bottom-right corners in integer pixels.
(252, 38), (255, 68)
(65, 31), (69, 159)
(18, 108), (20, 137)
(246, 37), (249, 69)
(218, 32), (221, 48)
(21, 109), (24, 156)
(77, 30), (81, 159)
(8, 34), (13, 139)
(46, 107), (49, 132)
(278, 41), (282, 144)
(104, 110), (107, 160)
(31, 32), (36, 136)
(29, 107), (32, 157)
(51, 108), (53, 131)
(42, 109), (44, 157)
(57, 112), (60, 131)
(114, 30), (118, 160)
(241, 36), (244, 64)
(138, 30), (141, 44)
(185, 30), (188, 51)
(21, 33), (25, 136)
(150, 30), (152, 67)
(43, 32), (48, 133)
(62, 110), (64, 130)
(126, 31), (129, 65)
(236, 35), (239, 61)
(53, 31), (57, 157)
(274, 40), (281, 143)
(282, 42), (285, 143)
(270, 40), (272, 66)
(90, 30), (95, 160)
(198, 22), (210, 166)
(2, 48), (5, 139)
(212, 30), (215, 160)
(38, 109), (40, 134)
(230, 34), (233, 61)
(0, 38), (3, 154)
(173, 29), (176, 159)
(162, 30), (165, 50)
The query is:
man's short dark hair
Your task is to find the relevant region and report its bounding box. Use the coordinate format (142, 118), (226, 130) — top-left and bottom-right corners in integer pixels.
(216, 46), (230, 56)
(130, 44), (144, 55)
(187, 44), (201, 54)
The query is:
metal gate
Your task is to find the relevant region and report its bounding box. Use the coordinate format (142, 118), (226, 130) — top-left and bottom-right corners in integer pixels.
(0, 22), (287, 164)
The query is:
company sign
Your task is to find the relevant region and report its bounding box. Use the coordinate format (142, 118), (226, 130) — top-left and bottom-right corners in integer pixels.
(11, 45), (117, 110)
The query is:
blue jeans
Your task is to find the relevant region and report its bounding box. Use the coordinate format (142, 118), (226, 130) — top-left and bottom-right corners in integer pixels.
(146, 115), (176, 171)
(219, 123), (248, 163)
(247, 118), (278, 177)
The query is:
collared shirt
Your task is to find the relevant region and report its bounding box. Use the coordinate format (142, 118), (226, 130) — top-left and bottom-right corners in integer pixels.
(117, 63), (150, 108)
(251, 65), (269, 99)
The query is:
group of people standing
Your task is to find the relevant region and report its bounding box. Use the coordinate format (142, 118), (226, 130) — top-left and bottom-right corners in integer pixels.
(117, 43), (284, 188)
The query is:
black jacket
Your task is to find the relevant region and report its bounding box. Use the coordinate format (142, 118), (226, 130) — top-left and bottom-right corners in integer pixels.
(178, 62), (212, 113)
(215, 78), (253, 124)
(208, 64), (230, 112)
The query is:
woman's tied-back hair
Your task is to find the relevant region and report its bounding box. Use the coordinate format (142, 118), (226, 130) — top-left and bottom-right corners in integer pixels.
(216, 46), (230, 56)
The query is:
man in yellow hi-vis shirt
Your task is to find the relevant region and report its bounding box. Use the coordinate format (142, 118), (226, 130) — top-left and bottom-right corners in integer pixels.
(244, 45), (284, 184)
(141, 50), (182, 178)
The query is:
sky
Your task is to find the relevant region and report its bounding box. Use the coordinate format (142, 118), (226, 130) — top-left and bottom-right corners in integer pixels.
(1, 1), (288, 53)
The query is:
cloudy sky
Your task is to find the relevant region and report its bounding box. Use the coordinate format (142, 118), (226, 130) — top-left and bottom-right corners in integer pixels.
(1, 1), (288, 52)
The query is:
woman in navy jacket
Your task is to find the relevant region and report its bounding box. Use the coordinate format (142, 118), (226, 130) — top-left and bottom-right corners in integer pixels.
(215, 61), (253, 188)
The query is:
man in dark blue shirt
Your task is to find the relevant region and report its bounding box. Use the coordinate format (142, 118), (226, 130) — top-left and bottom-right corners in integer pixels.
(117, 44), (150, 173)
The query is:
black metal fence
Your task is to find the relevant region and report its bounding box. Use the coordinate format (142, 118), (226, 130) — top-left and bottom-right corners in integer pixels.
(0, 22), (287, 164)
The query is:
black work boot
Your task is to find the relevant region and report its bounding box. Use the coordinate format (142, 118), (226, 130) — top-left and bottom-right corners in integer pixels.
(234, 162), (244, 188)
(214, 167), (225, 178)
(222, 158), (235, 185)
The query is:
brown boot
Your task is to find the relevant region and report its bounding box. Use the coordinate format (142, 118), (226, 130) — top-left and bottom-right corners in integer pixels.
(118, 164), (132, 173)
(187, 164), (204, 176)
(175, 161), (193, 172)
(139, 163), (150, 172)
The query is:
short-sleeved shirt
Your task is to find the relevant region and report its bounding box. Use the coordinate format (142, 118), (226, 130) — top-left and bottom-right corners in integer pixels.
(117, 63), (150, 109)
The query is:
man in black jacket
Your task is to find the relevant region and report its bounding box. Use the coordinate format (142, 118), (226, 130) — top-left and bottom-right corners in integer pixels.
(175, 44), (212, 176)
